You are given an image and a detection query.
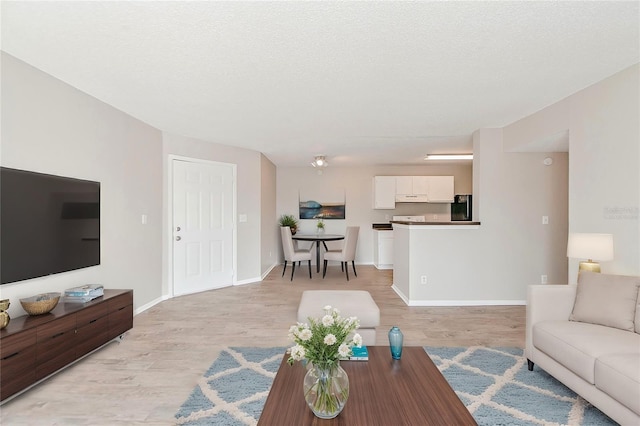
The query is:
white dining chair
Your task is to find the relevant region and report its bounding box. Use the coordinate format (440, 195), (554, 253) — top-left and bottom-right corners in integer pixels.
(322, 226), (359, 281)
(281, 226), (313, 281)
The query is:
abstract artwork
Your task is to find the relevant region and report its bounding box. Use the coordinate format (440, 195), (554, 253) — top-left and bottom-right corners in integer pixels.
(299, 188), (345, 219)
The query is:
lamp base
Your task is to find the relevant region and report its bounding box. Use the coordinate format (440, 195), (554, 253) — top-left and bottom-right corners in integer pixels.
(578, 261), (601, 273)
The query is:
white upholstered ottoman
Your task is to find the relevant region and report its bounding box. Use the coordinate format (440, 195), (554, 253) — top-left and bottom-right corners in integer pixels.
(297, 290), (380, 346)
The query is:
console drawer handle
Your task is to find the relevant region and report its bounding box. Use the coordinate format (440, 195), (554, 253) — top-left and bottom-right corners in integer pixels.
(89, 319), (98, 324)
(52, 332), (65, 338)
(2, 352), (19, 361)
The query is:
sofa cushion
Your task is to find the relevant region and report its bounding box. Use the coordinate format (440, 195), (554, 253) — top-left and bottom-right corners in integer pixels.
(533, 320), (640, 384)
(595, 353), (640, 415)
(569, 272), (640, 332)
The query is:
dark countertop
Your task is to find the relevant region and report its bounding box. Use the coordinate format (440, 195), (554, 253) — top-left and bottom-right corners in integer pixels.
(391, 221), (481, 226)
(372, 223), (393, 230)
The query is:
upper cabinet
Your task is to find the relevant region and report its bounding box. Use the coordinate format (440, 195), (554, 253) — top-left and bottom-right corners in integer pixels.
(373, 175), (455, 209)
(395, 176), (430, 202)
(394, 176), (413, 196)
(373, 176), (397, 209)
(424, 176), (454, 202)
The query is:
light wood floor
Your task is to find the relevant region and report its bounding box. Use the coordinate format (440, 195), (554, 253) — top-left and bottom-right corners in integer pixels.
(0, 265), (525, 425)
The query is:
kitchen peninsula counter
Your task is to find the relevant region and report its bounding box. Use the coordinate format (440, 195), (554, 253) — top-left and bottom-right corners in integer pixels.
(392, 221), (484, 306)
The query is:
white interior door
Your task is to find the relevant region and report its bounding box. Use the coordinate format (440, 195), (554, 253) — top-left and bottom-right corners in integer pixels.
(172, 159), (235, 296)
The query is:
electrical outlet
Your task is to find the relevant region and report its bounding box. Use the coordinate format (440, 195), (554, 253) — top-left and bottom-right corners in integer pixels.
(541, 275), (548, 284)
(420, 275), (427, 285)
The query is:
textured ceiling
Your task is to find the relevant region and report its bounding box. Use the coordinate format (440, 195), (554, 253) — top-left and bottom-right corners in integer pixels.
(2, 1), (638, 167)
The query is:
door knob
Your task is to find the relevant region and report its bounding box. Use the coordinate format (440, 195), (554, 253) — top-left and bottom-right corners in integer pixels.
(175, 236), (181, 241)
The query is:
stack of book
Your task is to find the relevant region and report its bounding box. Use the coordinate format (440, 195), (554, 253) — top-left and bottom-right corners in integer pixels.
(64, 284), (104, 303)
(341, 346), (369, 361)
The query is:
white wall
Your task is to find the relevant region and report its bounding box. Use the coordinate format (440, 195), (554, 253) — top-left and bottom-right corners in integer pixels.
(474, 129), (570, 288)
(162, 133), (270, 288)
(504, 63), (640, 283)
(276, 163), (473, 265)
(0, 52), (279, 319)
(260, 154), (278, 276)
(390, 129), (569, 305)
(0, 53), (164, 317)
(2, 50), (634, 311)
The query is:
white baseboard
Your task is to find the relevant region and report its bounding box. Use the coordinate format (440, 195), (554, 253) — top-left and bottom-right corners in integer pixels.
(374, 264), (393, 270)
(260, 263), (278, 281)
(135, 294), (169, 315)
(235, 276), (263, 286)
(391, 285), (525, 306)
(391, 285), (410, 305)
(406, 299), (526, 306)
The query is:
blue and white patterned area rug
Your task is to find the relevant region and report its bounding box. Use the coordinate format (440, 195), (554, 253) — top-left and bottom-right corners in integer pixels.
(175, 347), (287, 425)
(426, 346), (616, 426)
(175, 346), (617, 426)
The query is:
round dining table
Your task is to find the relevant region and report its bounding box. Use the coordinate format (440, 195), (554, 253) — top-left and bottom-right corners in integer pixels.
(291, 233), (345, 273)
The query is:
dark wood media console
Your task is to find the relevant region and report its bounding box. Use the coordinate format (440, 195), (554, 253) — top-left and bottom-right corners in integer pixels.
(0, 289), (133, 402)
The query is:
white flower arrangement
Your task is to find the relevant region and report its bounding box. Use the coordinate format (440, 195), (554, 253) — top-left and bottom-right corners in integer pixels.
(287, 305), (362, 369)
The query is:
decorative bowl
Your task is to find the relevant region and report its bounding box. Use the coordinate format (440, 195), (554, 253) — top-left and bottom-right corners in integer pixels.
(20, 292), (61, 315)
(0, 299), (9, 329)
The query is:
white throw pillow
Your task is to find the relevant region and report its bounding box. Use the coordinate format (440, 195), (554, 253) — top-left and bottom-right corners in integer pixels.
(569, 272), (640, 332)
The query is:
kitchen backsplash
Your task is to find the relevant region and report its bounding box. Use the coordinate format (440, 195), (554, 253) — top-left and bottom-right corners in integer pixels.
(375, 202), (451, 222)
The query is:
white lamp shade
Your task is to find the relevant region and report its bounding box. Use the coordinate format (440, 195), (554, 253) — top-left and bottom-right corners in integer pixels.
(567, 233), (614, 261)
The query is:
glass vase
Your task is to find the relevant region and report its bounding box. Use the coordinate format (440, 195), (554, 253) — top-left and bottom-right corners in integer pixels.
(388, 326), (403, 359)
(303, 362), (349, 419)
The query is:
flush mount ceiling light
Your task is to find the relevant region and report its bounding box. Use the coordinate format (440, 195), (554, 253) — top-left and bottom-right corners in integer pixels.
(311, 155), (328, 168)
(424, 154), (474, 161)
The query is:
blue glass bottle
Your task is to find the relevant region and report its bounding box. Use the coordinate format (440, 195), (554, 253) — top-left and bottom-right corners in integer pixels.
(388, 326), (403, 360)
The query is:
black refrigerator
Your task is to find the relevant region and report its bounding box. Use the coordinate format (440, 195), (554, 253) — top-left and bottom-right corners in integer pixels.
(451, 195), (472, 221)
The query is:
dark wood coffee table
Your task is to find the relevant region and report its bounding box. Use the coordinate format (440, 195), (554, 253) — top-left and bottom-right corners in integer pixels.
(258, 346), (476, 425)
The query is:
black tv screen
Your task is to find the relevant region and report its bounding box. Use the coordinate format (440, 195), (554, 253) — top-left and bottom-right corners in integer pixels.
(1, 167), (100, 284)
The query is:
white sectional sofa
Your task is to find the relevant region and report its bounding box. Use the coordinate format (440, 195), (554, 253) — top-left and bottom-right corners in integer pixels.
(526, 272), (640, 425)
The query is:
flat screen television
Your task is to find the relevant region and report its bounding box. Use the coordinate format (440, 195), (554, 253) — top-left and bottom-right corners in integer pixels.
(1, 167), (100, 284)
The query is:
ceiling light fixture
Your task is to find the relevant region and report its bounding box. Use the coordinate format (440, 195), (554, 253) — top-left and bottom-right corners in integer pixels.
(311, 155), (328, 168)
(424, 154), (474, 161)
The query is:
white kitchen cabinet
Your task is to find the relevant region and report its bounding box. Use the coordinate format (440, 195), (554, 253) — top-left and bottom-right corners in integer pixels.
(373, 230), (394, 269)
(396, 176), (428, 197)
(412, 176), (429, 195)
(425, 176), (455, 202)
(395, 176), (412, 196)
(374, 175), (455, 206)
(373, 176), (397, 209)
(395, 176), (433, 202)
